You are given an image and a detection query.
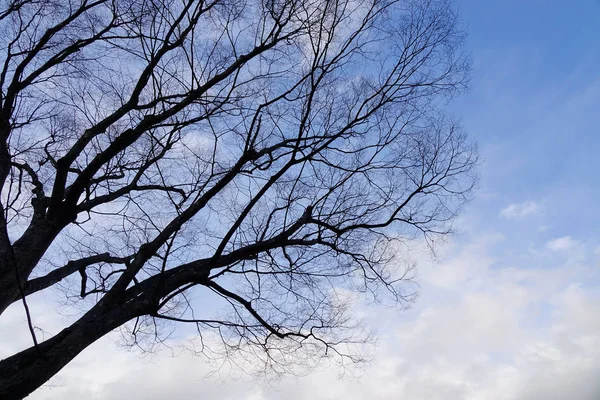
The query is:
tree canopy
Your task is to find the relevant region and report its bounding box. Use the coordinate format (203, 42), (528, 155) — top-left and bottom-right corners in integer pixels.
(0, 0), (476, 398)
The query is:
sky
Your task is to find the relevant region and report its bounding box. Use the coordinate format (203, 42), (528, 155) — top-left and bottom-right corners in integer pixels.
(2, 1), (600, 399)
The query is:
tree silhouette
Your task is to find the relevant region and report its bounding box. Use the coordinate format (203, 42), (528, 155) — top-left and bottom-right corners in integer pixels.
(0, 0), (476, 398)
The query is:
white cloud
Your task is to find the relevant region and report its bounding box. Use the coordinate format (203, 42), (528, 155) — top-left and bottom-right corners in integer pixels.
(500, 201), (541, 220)
(546, 236), (580, 252)
(3, 230), (596, 400)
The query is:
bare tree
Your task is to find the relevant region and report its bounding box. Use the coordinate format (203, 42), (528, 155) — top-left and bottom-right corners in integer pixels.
(0, 0), (476, 398)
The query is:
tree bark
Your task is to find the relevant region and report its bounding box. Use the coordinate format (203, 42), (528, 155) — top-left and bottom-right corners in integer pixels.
(0, 298), (150, 399)
(0, 220), (61, 316)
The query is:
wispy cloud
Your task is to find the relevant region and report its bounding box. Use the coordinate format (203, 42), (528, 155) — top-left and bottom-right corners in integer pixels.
(546, 236), (579, 252)
(501, 201), (541, 219)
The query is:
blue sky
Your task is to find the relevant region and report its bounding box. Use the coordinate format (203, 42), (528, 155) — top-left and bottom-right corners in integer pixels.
(1, 1), (599, 399)
(457, 0), (600, 244)
(435, 0), (599, 280)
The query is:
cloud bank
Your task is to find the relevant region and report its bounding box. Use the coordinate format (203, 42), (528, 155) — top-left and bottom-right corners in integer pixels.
(3, 230), (597, 400)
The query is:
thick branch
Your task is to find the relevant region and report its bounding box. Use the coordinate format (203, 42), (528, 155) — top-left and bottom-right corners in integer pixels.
(19, 253), (132, 301)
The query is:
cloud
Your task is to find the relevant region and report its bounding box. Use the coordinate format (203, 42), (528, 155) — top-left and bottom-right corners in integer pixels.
(546, 236), (579, 252)
(500, 201), (541, 219)
(5, 230), (597, 400)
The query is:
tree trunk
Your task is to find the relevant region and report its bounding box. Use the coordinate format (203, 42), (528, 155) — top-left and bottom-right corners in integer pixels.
(0, 221), (62, 316)
(0, 299), (149, 399)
